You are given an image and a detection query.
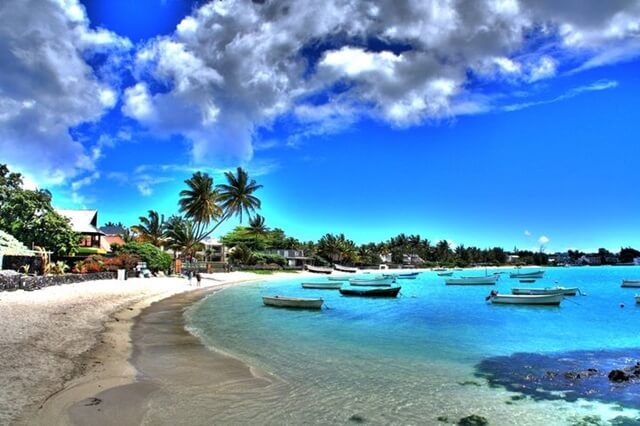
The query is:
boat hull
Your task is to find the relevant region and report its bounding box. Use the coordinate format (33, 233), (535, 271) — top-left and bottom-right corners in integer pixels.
(327, 276), (351, 281)
(437, 272), (453, 276)
(621, 280), (640, 288)
(306, 265), (333, 274)
(301, 283), (342, 290)
(511, 287), (578, 296)
(349, 282), (391, 287)
(445, 276), (498, 285)
(510, 271), (545, 279)
(339, 287), (401, 297)
(263, 296), (324, 309)
(350, 278), (395, 285)
(334, 264), (358, 273)
(491, 293), (562, 305)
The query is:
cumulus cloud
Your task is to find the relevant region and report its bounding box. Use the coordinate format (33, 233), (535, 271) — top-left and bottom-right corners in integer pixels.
(524, 230), (532, 236)
(538, 235), (550, 245)
(119, 0), (640, 163)
(0, 0), (130, 184)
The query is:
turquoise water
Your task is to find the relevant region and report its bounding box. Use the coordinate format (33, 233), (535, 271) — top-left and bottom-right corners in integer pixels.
(186, 267), (640, 424)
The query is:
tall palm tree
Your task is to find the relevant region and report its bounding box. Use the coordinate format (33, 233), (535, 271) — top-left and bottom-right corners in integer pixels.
(179, 172), (222, 229)
(131, 210), (165, 246)
(164, 216), (203, 261)
(216, 167), (263, 224)
(248, 214), (268, 235)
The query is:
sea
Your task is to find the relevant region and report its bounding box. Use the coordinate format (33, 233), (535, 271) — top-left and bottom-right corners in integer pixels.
(185, 266), (640, 425)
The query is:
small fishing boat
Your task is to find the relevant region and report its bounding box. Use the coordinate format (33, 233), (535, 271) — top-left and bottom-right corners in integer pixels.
(399, 272), (420, 277)
(433, 267), (447, 272)
(339, 287), (401, 298)
(437, 271), (453, 276)
(334, 264), (358, 273)
(398, 276), (417, 280)
(621, 279), (640, 288)
(509, 270), (545, 279)
(306, 265), (333, 274)
(454, 268), (463, 271)
(519, 279), (537, 283)
(511, 287), (579, 296)
(489, 292), (562, 306)
(327, 276), (351, 281)
(350, 277), (395, 285)
(262, 296), (324, 309)
(301, 282), (342, 290)
(349, 282), (391, 287)
(445, 275), (498, 285)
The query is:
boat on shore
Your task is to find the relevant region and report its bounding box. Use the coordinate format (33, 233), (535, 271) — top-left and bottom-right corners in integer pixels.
(339, 287), (401, 298)
(621, 279), (640, 288)
(511, 287), (579, 296)
(510, 270), (545, 279)
(334, 264), (358, 273)
(263, 296), (324, 309)
(445, 275), (498, 285)
(437, 271), (453, 276)
(489, 292), (562, 306)
(306, 265), (333, 274)
(301, 282), (342, 290)
(350, 277), (395, 285)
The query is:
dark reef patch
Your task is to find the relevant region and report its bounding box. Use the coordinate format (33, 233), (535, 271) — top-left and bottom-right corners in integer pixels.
(475, 348), (640, 409)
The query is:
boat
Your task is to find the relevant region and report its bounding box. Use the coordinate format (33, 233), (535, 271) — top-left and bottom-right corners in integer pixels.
(349, 282), (391, 287)
(301, 282), (342, 290)
(398, 272), (420, 277)
(454, 268), (463, 271)
(339, 287), (401, 297)
(327, 276), (351, 281)
(509, 270), (545, 279)
(437, 271), (453, 276)
(445, 275), (498, 285)
(511, 287), (579, 296)
(621, 279), (640, 288)
(433, 267), (447, 272)
(334, 264), (358, 273)
(636, 295), (640, 304)
(262, 296), (324, 309)
(350, 277), (396, 285)
(398, 276), (417, 280)
(306, 265), (333, 274)
(519, 279), (537, 283)
(489, 293), (562, 306)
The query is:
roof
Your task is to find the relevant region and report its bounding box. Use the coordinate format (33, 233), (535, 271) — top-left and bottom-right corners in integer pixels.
(99, 225), (126, 235)
(55, 209), (104, 235)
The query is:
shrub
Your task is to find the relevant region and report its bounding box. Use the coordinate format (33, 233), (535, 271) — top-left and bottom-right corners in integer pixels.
(111, 242), (171, 272)
(72, 255), (105, 273)
(103, 253), (140, 272)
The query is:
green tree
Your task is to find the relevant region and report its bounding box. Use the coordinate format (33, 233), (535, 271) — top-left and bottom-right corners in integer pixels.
(131, 210), (165, 246)
(0, 165), (78, 256)
(111, 242), (172, 271)
(216, 167), (263, 224)
(164, 216), (204, 260)
(248, 214), (268, 235)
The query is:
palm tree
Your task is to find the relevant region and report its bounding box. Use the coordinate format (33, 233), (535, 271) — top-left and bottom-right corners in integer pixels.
(131, 210), (165, 246)
(248, 214), (268, 235)
(216, 167), (263, 224)
(164, 216), (203, 261)
(179, 172), (222, 235)
(118, 227), (136, 243)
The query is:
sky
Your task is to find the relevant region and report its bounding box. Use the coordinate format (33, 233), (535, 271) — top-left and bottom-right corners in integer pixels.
(1, 0), (640, 253)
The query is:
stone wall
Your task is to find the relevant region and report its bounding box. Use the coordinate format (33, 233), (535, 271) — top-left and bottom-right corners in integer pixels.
(1, 255), (45, 275)
(0, 271), (115, 292)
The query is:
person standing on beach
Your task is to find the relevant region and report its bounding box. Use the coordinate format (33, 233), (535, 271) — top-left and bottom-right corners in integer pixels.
(188, 271), (193, 286)
(196, 272), (202, 287)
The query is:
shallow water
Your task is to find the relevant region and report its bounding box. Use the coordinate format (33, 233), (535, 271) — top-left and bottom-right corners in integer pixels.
(186, 267), (640, 424)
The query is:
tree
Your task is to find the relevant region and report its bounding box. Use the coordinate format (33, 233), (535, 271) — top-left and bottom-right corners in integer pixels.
(216, 167), (263, 224)
(317, 233), (358, 264)
(131, 210), (165, 246)
(164, 216), (204, 260)
(111, 242), (172, 272)
(248, 214), (268, 235)
(0, 165), (78, 256)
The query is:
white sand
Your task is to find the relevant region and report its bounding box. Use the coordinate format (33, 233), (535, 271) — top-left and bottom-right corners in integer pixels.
(0, 272), (284, 424)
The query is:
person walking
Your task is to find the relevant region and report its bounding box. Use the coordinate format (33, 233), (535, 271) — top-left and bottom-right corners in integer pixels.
(196, 272), (202, 287)
(188, 270), (193, 286)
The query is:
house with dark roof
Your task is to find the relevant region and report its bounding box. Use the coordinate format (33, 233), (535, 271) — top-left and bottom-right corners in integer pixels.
(56, 209), (108, 254)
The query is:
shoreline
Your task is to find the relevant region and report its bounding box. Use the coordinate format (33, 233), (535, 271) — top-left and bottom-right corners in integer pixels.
(0, 271), (304, 425)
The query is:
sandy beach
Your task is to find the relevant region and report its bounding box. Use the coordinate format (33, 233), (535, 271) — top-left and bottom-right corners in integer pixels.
(0, 271), (305, 425)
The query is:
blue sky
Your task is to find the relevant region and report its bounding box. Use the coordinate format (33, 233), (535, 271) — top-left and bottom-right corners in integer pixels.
(1, 0), (640, 252)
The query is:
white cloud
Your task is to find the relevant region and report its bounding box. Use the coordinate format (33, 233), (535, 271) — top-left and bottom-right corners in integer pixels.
(538, 235), (550, 245)
(524, 230), (532, 236)
(0, 0), (131, 185)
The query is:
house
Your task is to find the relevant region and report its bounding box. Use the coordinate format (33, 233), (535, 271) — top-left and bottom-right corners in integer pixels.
(579, 255), (601, 265)
(201, 237), (227, 262)
(99, 224), (126, 249)
(403, 253), (424, 265)
(56, 209), (107, 254)
(506, 254), (520, 263)
(264, 249), (311, 267)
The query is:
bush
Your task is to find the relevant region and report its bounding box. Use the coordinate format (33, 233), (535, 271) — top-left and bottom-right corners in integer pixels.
(72, 255), (105, 273)
(103, 253), (140, 272)
(112, 242), (171, 272)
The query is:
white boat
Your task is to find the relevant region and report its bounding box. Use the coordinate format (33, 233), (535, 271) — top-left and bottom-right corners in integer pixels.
(301, 282), (342, 290)
(398, 272), (420, 277)
(445, 275), (498, 285)
(489, 293), (562, 306)
(621, 279), (640, 288)
(510, 270), (545, 279)
(306, 265), (333, 274)
(511, 287), (579, 296)
(437, 271), (453, 276)
(327, 276), (351, 281)
(334, 264), (358, 273)
(454, 268), (463, 271)
(433, 267), (447, 272)
(349, 277), (395, 286)
(263, 296), (324, 309)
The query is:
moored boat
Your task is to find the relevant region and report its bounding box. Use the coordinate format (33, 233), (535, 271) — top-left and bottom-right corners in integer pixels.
(489, 293), (562, 305)
(437, 271), (453, 276)
(327, 276), (351, 281)
(519, 279), (537, 283)
(433, 267), (447, 272)
(445, 275), (498, 285)
(301, 282), (343, 290)
(306, 265), (333, 274)
(350, 277), (395, 285)
(511, 287), (579, 296)
(398, 272), (420, 277)
(339, 286), (401, 297)
(263, 296), (324, 309)
(621, 279), (640, 288)
(334, 264), (358, 273)
(509, 270), (545, 279)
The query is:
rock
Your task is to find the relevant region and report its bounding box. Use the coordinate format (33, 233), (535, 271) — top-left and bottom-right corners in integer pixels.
(564, 369), (598, 380)
(458, 414), (489, 426)
(349, 415), (366, 423)
(437, 416), (449, 423)
(83, 397), (102, 406)
(608, 369), (631, 382)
